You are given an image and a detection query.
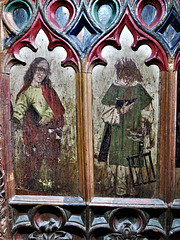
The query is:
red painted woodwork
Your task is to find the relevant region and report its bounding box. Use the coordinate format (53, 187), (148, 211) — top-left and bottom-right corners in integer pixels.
(136, 0), (166, 29)
(8, 12), (80, 71)
(175, 51), (180, 71)
(46, 0), (76, 32)
(88, 7), (168, 71)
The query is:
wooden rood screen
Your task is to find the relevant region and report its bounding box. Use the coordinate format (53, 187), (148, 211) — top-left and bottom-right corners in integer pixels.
(0, 0), (180, 239)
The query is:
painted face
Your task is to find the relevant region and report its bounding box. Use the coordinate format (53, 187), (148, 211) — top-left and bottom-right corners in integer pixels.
(117, 76), (136, 87)
(32, 60), (49, 84)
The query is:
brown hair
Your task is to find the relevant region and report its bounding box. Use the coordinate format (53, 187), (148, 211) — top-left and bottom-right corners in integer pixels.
(24, 57), (51, 88)
(115, 58), (143, 83)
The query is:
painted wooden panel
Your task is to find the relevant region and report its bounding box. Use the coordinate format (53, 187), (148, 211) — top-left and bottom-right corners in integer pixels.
(1, 0), (180, 239)
(92, 27), (160, 198)
(10, 30), (79, 195)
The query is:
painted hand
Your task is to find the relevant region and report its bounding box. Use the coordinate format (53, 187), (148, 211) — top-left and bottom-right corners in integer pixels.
(120, 102), (135, 114)
(39, 118), (49, 125)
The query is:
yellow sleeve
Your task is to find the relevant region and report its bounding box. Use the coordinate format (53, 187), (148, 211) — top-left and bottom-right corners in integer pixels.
(13, 91), (29, 124)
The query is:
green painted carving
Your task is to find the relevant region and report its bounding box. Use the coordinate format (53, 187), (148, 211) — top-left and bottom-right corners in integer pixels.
(91, 0), (119, 29)
(5, 0), (32, 31)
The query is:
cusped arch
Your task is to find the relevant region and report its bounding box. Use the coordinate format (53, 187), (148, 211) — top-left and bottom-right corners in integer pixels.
(87, 7), (168, 72)
(4, 12), (80, 73)
(174, 51), (180, 71)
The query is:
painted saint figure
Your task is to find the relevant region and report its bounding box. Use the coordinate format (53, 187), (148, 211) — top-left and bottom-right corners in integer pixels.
(98, 59), (152, 196)
(12, 57), (65, 190)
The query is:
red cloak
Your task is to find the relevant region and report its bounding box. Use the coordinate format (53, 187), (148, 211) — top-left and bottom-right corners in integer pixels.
(16, 84), (65, 175)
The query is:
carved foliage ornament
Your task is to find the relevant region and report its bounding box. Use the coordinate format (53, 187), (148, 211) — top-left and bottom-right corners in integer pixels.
(12, 206), (169, 239)
(104, 208), (145, 240)
(104, 221), (138, 240)
(13, 205), (85, 239)
(89, 208), (167, 240)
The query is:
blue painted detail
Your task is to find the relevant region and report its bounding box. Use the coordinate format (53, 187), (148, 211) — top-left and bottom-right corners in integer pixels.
(91, 0), (119, 29)
(5, 0), (32, 31)
(5, 34), (15, 45)
(55, 6), (69, 29)
(68, 11), (100, 55)
(141, 4), (157, 26)
(98, 4), (113, 26)
(13, 8), (28, 29)
(156, 8), (180, 54)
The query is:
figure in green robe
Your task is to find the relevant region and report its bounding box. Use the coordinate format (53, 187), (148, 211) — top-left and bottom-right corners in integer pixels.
(98, 59), (152, 167)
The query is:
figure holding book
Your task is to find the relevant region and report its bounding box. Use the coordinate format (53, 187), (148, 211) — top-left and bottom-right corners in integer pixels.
(98, 59), (152, 195)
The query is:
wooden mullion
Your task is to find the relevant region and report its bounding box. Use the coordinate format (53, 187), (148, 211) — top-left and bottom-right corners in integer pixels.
(76, 71), (85, 199)
(159, 60), (177, 203)
(79, 60), (94, 202)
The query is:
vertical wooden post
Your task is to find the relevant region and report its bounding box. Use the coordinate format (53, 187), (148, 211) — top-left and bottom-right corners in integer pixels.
(2, 72), (15, 200)
(160, 58), (177, 203)
(0, 7), (11, 237)
(76, 70), (85, 198)
(77, 59), (94, 202)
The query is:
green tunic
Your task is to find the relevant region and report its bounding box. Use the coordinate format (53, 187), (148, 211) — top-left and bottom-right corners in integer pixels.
(13, 86), (53, 124)
(100, 83), (152, 166)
